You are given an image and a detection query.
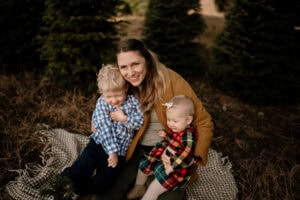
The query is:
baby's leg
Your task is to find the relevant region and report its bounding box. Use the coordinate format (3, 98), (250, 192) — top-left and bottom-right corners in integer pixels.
(142, 178), (167, 200)
(127, 169), (149, 199)
(136, 169), (148, 185)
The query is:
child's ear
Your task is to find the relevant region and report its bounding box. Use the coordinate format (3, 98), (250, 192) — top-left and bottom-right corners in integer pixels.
(187, 116), (193, 125)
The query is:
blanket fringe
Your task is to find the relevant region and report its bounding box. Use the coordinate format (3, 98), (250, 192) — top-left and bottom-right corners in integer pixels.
(8, 126), (54, 177)
(218, 152), (233, 171)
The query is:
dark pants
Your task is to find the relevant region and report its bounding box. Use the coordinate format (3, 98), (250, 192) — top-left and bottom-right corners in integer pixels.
(62, 139), (125, 195)
(94, 145), (184, 200)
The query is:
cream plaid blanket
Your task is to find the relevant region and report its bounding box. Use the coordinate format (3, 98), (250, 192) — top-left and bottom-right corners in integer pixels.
(5, 128), (238, 200)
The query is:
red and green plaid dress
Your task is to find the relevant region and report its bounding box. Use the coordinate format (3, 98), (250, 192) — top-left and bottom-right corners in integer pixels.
(139, 125), (198, 190)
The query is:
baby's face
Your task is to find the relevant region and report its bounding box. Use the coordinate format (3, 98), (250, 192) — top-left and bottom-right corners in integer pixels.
(102, 90), (126, 107)
(166, 108), (192, 132)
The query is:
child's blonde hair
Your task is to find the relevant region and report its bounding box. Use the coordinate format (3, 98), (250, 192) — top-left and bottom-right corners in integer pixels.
(97, 64), (127, 93)
(165, 95), (195, 116)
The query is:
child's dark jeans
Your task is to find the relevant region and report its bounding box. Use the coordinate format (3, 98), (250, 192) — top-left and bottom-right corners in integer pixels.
(61, 138), (125, 195)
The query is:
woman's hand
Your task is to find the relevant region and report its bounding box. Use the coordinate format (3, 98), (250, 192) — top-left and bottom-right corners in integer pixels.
(108, 153), (118, 168)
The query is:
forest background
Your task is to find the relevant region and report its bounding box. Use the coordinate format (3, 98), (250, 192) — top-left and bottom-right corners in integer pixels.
(0, 0), (299, 199)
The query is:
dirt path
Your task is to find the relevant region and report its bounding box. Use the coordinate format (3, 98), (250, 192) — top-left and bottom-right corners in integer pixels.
(201, 0), (224, 17)
(198, 0), (225, 47)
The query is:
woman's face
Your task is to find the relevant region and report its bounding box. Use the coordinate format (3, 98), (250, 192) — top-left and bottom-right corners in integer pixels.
(117, 51), (147, 87)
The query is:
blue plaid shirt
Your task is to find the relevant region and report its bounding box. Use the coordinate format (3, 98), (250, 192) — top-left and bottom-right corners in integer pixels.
(91, 94), (144, 156)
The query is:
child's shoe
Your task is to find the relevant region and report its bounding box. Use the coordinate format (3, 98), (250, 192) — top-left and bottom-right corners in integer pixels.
(127, 184), (146, 199)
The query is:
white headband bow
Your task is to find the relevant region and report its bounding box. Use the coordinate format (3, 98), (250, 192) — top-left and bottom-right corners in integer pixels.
(162, 102), (174, 109)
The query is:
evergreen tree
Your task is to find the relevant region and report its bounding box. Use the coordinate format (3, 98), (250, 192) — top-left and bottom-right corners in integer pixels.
(143, 0), (206, 77)
(0, 0), (44, 73)
(210, 0), (300, 105)
(38, 0), (120, 91)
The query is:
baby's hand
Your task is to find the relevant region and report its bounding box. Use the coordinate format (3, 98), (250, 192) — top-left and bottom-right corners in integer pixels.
(166, 146), (176, 155)
(164, 164), (174, 175)
(162, 147), (176, 175)
(162, 150), (174, 175)
(162, 149), (171, 165)
(157, 130), (166, 138)
(110, 106), (127, 122)
(107, 153), (118, 168)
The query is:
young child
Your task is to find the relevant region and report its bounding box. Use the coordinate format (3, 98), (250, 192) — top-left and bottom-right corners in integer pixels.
(61, 64), (144, 195)
(127, 95), (198, 200)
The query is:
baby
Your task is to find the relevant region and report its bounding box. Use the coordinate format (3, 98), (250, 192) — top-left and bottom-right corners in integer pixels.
(127, 95), (198, 200)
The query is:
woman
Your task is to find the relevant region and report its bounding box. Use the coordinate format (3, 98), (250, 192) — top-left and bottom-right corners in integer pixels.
(94, 38), (213, 200)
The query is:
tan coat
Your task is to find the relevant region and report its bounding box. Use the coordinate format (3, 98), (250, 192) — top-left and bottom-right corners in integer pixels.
(125, 67), (213, 167)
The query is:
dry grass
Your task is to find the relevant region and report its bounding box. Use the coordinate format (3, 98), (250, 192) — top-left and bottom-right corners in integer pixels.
(0, 73), (97, 199)
(1, 14), (299, 200)
(192, 81), (300, 199)
(1, 72), (299, 200)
